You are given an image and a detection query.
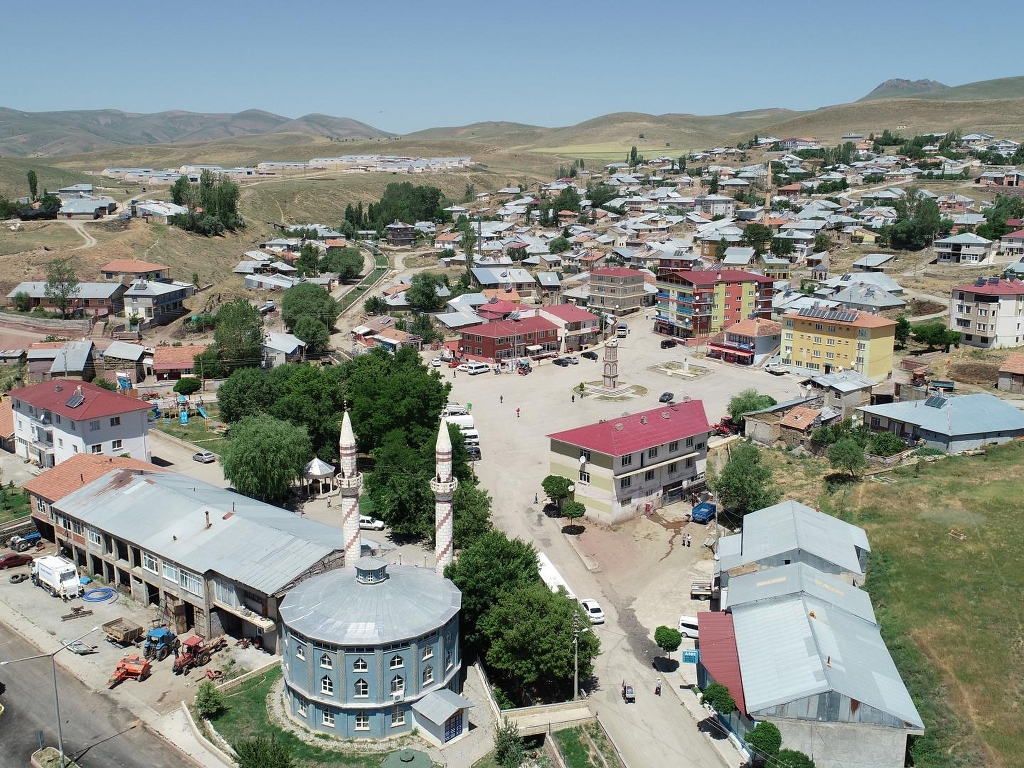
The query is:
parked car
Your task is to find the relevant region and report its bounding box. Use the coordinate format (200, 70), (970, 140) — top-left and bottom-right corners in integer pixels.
(456, 363), (473, 372)
(466, 445), (481, 461)
(564, 355), (579, 365)
(580, 598), (605, 624)
(622, 684), (635, 703)
(430, 357), (443, 367)
(359, 515), (385, 531)
(0, 552), (34, 569)
(660, 338), (677, 349)
(552, 358), (570, 367)
(659, 392), (674, 403)
(192, 451), (216, 464)
(678, 615), (699, 639)
(581, 351), (599, 361)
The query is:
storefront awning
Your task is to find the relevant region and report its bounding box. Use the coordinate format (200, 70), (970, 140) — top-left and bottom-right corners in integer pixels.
(525, 344), (543, 352)
(708, 343), (753, 357)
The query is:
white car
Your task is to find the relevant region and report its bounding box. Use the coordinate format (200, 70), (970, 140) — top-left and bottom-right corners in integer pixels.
(456, 363), (472, 372)
(580, 598), (605, 624)
(430, 357), (443, 367)
(564, 355), (579, 365)
(359, 515), (385, 531)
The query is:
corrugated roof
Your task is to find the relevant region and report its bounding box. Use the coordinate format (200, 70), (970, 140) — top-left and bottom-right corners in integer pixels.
(280, 563), (460, 644)
(411, 689), (474, 724)
(49, 341), (93, 374)
(24, 454), (164, 502)
(55, 470), (346, 595)
(100, 259), (169, 273)
(858, 393), (1024, 438)
(733, 597), (923, 728)
(548, 401), (710, 457)
(726, 563), (876, 623)
(102, 341), (146, 361)
(696, 612), (746, 714)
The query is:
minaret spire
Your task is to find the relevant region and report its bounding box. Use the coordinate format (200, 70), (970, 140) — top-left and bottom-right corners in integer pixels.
(336, 409), (363, 567)
(431, 418), (458, 575)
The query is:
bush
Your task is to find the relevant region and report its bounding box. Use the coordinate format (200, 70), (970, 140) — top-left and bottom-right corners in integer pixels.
(700, 682), (736, 714)
(868, 431), (907, 457)
(194, 680), (225, 717)
(173, 377), (202, 397)
(746, 721), (782, 760)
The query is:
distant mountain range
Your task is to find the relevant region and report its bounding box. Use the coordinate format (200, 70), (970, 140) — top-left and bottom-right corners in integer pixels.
(859, 78), (950, 101)
(0, 107), (393, 158)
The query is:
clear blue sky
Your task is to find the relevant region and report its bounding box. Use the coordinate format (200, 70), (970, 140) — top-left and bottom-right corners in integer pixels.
(5, 0), (1021, 134)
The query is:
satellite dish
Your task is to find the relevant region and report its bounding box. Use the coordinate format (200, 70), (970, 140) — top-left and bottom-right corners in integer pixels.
(579, 455), (587, 466)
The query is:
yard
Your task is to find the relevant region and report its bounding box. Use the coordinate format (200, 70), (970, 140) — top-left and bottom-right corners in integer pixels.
(754, 440), (1024, 767)
(551, 723), (624, 768)
(152, 402), (229, 454)
(0, 485), (31, 525)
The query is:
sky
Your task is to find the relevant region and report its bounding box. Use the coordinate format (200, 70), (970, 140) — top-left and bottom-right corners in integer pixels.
(4, 0), (1022, 134)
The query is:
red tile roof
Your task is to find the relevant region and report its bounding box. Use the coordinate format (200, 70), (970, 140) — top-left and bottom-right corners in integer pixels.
(99, 259), (169, 273)
(23, 453), (163, 503)
(724, 318), (782, 338)
(668, 269), (775, 286)
(462, 316), (557, 339)
(0, 398), (13, 438)
(1001, 229), (1024, 240)
(541, 305), (599, 323)
(780, 406), (821, 431)
(953, 279), (1024, 297)
(697, 612), (746, 715)
(152, 345), (208, 371)
(547, 400), (710, 456)
(591, 267), (641, 278)
(1000, 353), (1024, 376)
(12, 380), (153, 420)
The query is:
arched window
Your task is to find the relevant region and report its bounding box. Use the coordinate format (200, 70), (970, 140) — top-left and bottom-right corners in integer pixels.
(390, 674), (405, 696)
(353, 657), (368, 672)
(321, 676), (334, 695)
(354, 678), (368, 698)
(389, 654), (404, 669)
(422, 665), (434, 685)
(320, 652), (332, 669)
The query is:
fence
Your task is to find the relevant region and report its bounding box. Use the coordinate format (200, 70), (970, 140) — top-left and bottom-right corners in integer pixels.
(0, 311), (91, 334)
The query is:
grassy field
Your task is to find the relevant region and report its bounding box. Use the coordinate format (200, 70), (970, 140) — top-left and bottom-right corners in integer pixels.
(753, 441), (1024, 767)
(551, 723), (624, 768)
(153, 403), (228, 453)
(0, 486), (31, 525)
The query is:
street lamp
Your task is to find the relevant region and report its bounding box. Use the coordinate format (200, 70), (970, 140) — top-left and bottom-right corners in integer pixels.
(1, 626), (101, 768)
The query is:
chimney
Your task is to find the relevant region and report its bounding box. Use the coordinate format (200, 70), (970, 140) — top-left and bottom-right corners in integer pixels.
(204, 510), (211, 529)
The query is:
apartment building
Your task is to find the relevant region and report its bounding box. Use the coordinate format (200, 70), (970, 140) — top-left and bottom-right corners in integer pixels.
(654, 270), (774, 339)
(781, 307), (896, 383)
(588, 267), (646, 317)
(458, 316), (559, 361)
(950, 277), (1024, 348)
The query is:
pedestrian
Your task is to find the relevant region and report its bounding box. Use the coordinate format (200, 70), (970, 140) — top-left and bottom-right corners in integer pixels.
(500, 395), (503, 404)
(686, 533), (692, 548)
(326, 497), (331, 509)
(453, 370), (456, 378)
(535, 493), (539, 504)
(516, 407), (521, 418)
(572, 394), (575, 403)
(655, 677), (661, 695)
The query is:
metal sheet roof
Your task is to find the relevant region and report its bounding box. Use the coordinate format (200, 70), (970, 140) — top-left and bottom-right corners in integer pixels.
(54, 470), (348, 595)
(102, 341), (146, 361)
(280, 563), (460, 644)
(733, 597), (923, 728)
(859, 393), (1024, 438)
(726, 563), (875, 623)
(411, 689), (474, 724)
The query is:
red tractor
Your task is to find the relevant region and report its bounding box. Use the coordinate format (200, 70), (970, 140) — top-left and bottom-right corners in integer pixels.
(172, 634), (227, 676)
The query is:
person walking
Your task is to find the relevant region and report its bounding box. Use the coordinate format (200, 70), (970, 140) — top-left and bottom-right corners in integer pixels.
(686, 533), (692, 548)
(500, 395), (503, 404)
(535, 493), (539, 504)
(655, 677), (662, 696)
(571, 394), (575, 403)
(516, 407), (521, 418)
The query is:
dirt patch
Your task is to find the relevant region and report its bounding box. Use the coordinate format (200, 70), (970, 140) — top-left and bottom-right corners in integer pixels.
(949, 362), (1000, 386)
(902, 298), (945, 316)
(917, 507), (988, 526)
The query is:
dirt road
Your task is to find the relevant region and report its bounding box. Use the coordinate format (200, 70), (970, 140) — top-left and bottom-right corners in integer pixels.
(65, 219), (97, 249)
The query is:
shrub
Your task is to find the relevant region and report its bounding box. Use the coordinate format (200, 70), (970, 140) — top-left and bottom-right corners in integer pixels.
(700, 682), (736, 714)
(194, 680), (225, 717)
(746, 721), (782, 760)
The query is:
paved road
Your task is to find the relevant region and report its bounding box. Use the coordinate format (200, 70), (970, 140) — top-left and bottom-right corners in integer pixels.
(148, 429), (230, 488)
(0, 623), (186, 768)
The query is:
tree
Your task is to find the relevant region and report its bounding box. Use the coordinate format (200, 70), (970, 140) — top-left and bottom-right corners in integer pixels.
(712, 443), (781, 516)
(542, 474), (573, 510)
(445, 531), (540, 651)
(215, 367), (274, 422)
(814, 232), (833, 252)
(707, 173), (720, 194)
(895, 315), (911, 348)
(294, 243), (320, 277)
(715, 238), (729, 261)
(727, 389), (777, 425)
(770, 237), (795, 257)
(452, 481), (493, 551)
(173, 377), (202, 397)
(320, 246), (363, 282)
(811, 417), (869, 449)
(92, 377), (118, 391)
(775, 749), (816, 768)
(232, 735), (293, 768)
(493, 719), (526, 768)
(409, 312), (439, 345)
(912, 321), (960, 352)
(461, 184), (476, 204)
(364, 295), (388, 315)
(293, 316), (330, 355)
(868, 431), (907, 457)
(213, 299), (264, 372)
(654, 625), (682, 658)
(741, 223), (773, 254)
(700, 682), (736, 714)
(405, 272), (448, 312)
(561, 500), (586, 533)
(479, 582), (600, 705)
(548, 236), (571, 254)
(26, 170), (38, 201)
(220, 415), (311, 503)
(746, 721), (782, 762)
(828, 438), (866, 478)
(44, 258), (80, 318)
(193, 348), (225, 380)
(281, 283), (339, 331)
(194, 680), (225, 717)
(553, 187), (582, 213)
(12, 291), (30, 312)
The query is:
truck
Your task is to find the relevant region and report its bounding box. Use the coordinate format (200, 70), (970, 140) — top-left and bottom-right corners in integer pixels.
(537, 552), (577, 601)
(616, 323), (628, 338)
(30, 556), (82, 600)
(445, 414), (475, 431)
(690, 502), (717, 524)
(102, 617), (145, 646)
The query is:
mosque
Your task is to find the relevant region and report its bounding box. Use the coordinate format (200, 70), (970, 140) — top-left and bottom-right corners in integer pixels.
(278, 414), (472, 745)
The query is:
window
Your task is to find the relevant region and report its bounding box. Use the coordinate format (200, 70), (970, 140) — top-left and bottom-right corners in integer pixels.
(89, 420), (100, 431)
(54, 414), (60, 424)
(422, 665), (434, 685)
(35, 497), (47, 514)
(162, 562), (178, 581)
(355, 713), (370, 731)
(142, 552), (158, 574)
(69, 421), (76, 431)
(826, 352), (835, 360)
(644, 470), (655, 482)
(621, 454), (632, 467)
(390, 675), (405, 696)
(90, 444), (102, 454)
(445, 649), (453, 669)
(578, 470), (590, 484)
(179, 570), (203, 596)
(320, 653), (333, 669)
(686, 457), (694, 468)
(321, 676), (334, 695)
(814, 323), (823, 331)
(322, 710), (335, 727)
(390, 654), (404, 669)
(812, 336), (822, 344)
(87, 528), (101, 546)
(391, 707), (405, 727)
(647, 447), (658, 459)
(422, 645), (433, 661)
(685, 436), (694, 448)
(110, 417), (121, 427)
(826, 338), (836, 346)
(871, 417), (880, 427)
(295, 643), (306, 660)
(297, 699), (307, 717)
(112, 439), (122, 451)
(579, 449), (591, 462)
(353, 657), (368, 672)
(72, 446), (79, 454)
(668, 440), (679, 452)
(354, 678), (368, 697)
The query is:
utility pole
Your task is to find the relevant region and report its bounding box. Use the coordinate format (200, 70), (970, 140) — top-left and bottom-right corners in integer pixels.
(572, 613), (581, 700)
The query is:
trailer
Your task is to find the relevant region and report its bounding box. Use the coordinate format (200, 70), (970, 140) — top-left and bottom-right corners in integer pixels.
(103, 617), (145, 646)
(690, 578), (720, 601)
(107, 655), (151, 688)
(173, 635), (228, 675)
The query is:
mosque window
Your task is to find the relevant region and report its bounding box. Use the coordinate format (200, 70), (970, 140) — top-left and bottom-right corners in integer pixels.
(321, 676), (334, 695)
(295, 643), (306, 661)
(297, 698), (307, 717)
(353, 657), (368, 672)
(322, 710), (335, 727)
(422, 665), (434, 685)
(391, 707), (405, 727)
(320, 653), (333, 669)
(445, 650), (453, 670)
(390, 675), (405, 696)
(422, 645), (434, 661)
(355, 713), (369, 731)
(390, 654), (404, 669)
(354, 678), (369, 698)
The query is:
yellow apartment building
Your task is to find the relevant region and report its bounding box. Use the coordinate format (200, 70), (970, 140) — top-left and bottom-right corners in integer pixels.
(781, 307), (895, 383)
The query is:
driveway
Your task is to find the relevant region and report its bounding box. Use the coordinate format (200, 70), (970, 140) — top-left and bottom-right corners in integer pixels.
(148, 430), (229, 488)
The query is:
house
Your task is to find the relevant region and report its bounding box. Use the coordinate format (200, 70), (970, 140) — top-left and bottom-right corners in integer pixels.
(123, 279), (194, 324)
(654, 270), (775, 339)
(997, 354), (1024, 393)
(830, 283), (905, 313)
(6, 281), (126, 317)
(777, 405), (825, 447)
(40, 340), (96, 382)
(153, 345), (207, 381)
(949, 277), (1024, 348)
(0, 397), (14, 453)
(470, 267), (537, 296)
(547, 401), (710, 524)
(10, 380), (153, 468)
(458, 316), (559, 361)
(385, 221), (416, 247)
(852, 253), (894, 272)
(800, 370), (873, 419)
(588, 268), (647, 317)
(847, 226), (880, 245)
(781, 307), (896, 382)
(100, 259), (170, 283)
(999, 229), (1024, 257)
(99, 341), (147, 386)
(537, 305), (601, 351)
(263, 333), (306, 367)
(132, 200), (188, 221)
(858, 393), (1024, 453)
(58, 195), (117, 219)
(934, 233), (995, 265)
(351, 316), (422, 354)
(707, 318), (782, 365)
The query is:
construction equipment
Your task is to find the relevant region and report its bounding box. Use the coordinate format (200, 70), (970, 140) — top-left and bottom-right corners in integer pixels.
(143, 627), (180, 662)
(107, 655), (151, 688)
(60, 606), (93, 622)
(173, 634), (227, 676)
(102, 617), (144, 646)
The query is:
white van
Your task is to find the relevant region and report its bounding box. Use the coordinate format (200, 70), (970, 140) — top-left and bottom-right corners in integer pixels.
(461, 429), (480, 446)
(462, 362), (490, 376)
(678, 615), (699, 639)
(446, 414), (475, 431)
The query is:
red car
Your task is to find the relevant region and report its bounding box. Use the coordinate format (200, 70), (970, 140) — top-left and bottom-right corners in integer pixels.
(0, 552), (34, 569)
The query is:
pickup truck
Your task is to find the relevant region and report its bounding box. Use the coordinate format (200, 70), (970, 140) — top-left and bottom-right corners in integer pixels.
(690, 502), (716, 524)
(690, 578), (720, 600)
